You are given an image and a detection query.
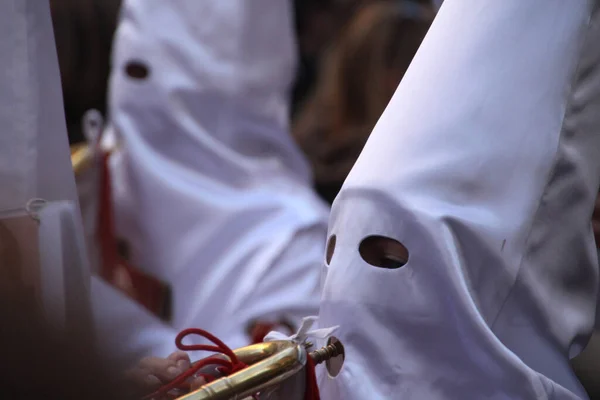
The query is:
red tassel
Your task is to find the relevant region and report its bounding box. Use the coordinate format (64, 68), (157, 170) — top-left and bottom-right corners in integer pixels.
(142, 329), (252, 400)
(142, 327), (321, 400)
(96, 148), (171, 318)
(98, 151), (117, 281)
(304, 354), (321, 400)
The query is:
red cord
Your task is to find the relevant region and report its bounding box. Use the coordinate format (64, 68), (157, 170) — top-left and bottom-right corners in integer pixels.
(97, 144), (171, 317)
(142, 329), (252, 400)
(141, 328), (321, 400)
(304, 354), (320, 400)
(98, 151), (117, 282)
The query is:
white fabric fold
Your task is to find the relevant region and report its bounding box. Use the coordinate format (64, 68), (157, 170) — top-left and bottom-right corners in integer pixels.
(264, 316), (339, 344)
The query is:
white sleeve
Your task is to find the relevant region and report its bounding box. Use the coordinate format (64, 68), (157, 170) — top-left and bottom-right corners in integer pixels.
(91, 277), (178, 367)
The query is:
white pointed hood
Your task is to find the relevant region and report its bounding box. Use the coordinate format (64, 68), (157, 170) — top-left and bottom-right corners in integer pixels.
(108, 0), (328, 347)
(318, 0), (600, 398)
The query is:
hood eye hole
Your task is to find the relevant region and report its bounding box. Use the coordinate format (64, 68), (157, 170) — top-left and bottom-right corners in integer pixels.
(359, 235), (409, 269)
(325, 235), (336, 265)
(378, 255), (406, 269)
(125, 60), (150, 80)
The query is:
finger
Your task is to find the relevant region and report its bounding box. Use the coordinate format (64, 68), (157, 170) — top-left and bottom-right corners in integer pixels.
(189, 376), (207, 391)
(142, 374), (162, 389)
(167, 351), (192, 370)
(138, 357), (183, 382)
(125, 367), (162, 393)
(166, 389), (187, 399)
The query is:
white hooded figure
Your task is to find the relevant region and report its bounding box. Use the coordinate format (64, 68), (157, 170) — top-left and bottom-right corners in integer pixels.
(106, 0), (329, 351)
(316, 0), (600, 399)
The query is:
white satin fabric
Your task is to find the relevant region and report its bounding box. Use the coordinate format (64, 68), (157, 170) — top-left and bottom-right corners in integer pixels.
(107, 0), (328, 351)
(318, 0), (600, 399)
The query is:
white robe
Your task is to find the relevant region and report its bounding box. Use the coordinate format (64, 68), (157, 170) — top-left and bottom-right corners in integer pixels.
(0, 0), (78, 210)
(0, 0), (183, 367)
(317, 0), (600, 398)
(0, 0), (93, 336)
(106, 0), (329, 351)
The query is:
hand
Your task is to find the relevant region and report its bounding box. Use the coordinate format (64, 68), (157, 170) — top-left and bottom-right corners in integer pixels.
(125, 351), (207, 399)
(125, 351), (191, 398)
(189, 375), (207, 392)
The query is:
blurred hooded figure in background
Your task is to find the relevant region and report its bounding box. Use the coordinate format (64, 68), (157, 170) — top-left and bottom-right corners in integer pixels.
(101, 0), (329, 358)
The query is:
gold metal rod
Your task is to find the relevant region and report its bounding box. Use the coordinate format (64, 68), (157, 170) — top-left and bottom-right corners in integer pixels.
(70, 143), (93, 176)
(175, 341), (345, 400)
